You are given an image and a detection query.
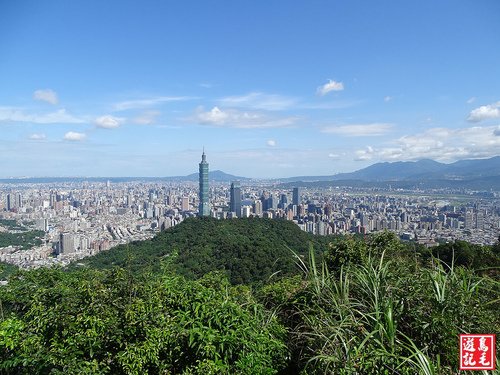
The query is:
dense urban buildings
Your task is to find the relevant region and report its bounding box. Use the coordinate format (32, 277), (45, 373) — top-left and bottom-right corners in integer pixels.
(1, 153), (499, 269)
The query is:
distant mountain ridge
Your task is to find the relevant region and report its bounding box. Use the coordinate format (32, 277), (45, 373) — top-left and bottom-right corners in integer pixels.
(281, 156), (500, 182)
(1, 157), (498, 188)
(0, 170), (248, 184)
(180, 170), (249, 182)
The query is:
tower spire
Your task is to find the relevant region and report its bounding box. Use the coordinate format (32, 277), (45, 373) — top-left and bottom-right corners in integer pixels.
(199, 149), (209, 216)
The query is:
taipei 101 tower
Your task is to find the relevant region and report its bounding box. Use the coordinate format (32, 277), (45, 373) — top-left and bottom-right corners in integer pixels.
(198, 150), (210, 216)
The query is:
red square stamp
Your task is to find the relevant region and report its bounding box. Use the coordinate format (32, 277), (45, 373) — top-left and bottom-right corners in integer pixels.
(460, 334), (496, 371)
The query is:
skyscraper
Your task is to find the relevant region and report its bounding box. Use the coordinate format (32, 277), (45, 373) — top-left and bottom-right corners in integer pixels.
(230, 181), (242, 217)
(198, 150), (210, 216)
(59, 232), (75, 254)
(292, 187), (301, 206)
(181, 196), (190, 212)
(6, 193), (14, 211)
(253, 199), (263, 217)
(279, 193), (288, 209)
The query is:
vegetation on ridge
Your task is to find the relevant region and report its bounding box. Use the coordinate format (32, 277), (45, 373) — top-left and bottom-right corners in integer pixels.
(0, 218), (498, 374)
(77, 217), (333, 285)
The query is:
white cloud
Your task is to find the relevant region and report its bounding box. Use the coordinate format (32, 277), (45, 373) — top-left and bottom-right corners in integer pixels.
(317, 80), (344, 96)
(328, 153), (340, 158)
(219, 92), (297, 111)
(114, 96), (194, 111)
(33, 89), (58, 105)
(64, 131), (86, 141)
(467, 97), (476, 104)
(193, 106), (298, 129)
(0, 107), (84, 124)
(354, 125), (500, 162)
(300, 99), (363, 110)
(467, 101), (500, 122)
(384, 96), (392, 102)
(28, 133), (46, 140)
(197, 106), (229, 124)
(95, 115), (124, 129)
(267, 139), (276, 147)
(133, 110), (161, 125)
(321, 123), (393, 136)
(494, 127), (500, 136)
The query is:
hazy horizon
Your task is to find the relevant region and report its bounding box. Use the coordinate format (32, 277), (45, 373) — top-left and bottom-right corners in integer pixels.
(1, 155), (498, 180)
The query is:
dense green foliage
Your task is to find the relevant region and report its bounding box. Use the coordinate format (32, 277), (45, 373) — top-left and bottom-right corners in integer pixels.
(424, 239), (500, 275)
(0, 220), (23, 231)
(79, 217), (332, 285)
(1, 218), (499, 374)
(263, 233), (500, 374)
(0, 230), (44, 250)
(0, 263), (18, 281)
(0, 268), (287, 374)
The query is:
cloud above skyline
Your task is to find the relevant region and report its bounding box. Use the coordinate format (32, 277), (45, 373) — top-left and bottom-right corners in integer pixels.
(0, 107), (84, 124)
(219, 92), (297, 111)
(193, 106), (298, 128)
(95, 115), (124, 129)
(317, 80), (344, 96)
(467, 101), (500, 122)
(114, 96), (195, 111)
(355, 125), (500, 162)
(33, 89), (59, 105)
(133, 110), (161, 125)
(63, 131), (86, 141)
(321, 123), (393, 136)
(28, 133), (46, 140)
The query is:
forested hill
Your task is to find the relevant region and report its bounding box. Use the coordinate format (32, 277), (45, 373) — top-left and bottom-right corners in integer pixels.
(2, 223), (499, 373)
(76, 217), (332, 284)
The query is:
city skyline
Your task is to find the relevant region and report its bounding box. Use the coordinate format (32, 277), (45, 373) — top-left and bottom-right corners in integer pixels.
(1, 1), (500, 178)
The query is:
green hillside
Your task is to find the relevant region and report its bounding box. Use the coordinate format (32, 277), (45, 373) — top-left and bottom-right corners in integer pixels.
(1, 220), (499, 374)
(0, 262), (18, 280)
(78, 217), (333, 284)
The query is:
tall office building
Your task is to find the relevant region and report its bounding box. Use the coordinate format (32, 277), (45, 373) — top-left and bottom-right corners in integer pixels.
(59, 232), (75, 254)
(6, 193), (14, 211)
(16, 193), (22, 208)
(230, 181), (242, 217)
(253, 200), (263, 217)
(292, 187), (301, 206)
(464, 209), (474, 229)
(279, 193), (288, 209)
(198, 150), (210, 216)
(181, 196), (190, 212)
(475, 210), (485, 230)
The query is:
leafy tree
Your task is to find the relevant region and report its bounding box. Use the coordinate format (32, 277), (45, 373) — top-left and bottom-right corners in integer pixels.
(0, 267), (288, 374)
(0, 230), (44, 250)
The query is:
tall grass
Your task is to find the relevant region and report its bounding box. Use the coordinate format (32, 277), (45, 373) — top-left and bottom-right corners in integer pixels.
(293, 246), (487, 374)
(285, 237), (498, 374)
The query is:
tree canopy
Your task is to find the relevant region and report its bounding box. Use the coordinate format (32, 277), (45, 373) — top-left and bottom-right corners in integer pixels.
(1, 218), (499, 374)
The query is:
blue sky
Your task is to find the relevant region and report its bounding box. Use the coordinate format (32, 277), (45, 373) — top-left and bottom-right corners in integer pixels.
(1, 0), (499, 178)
